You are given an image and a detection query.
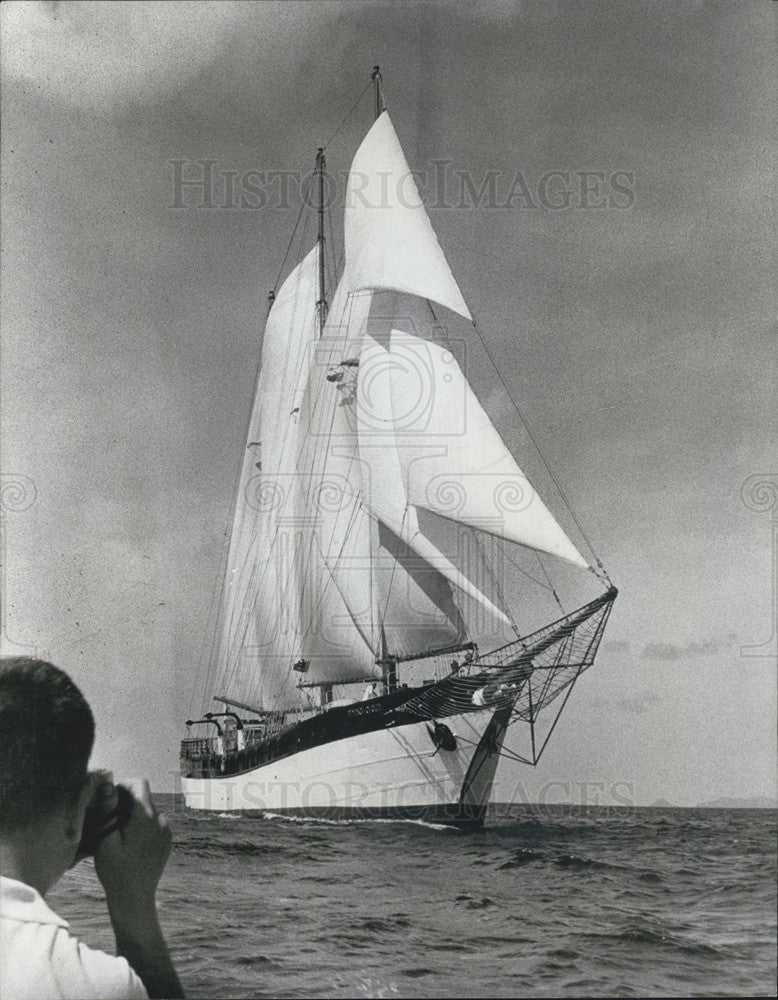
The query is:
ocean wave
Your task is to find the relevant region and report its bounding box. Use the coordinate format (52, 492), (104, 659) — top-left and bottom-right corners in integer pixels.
(581, 925), (728, 957)
(553, 852), (616, 871)
(498, 845), (635, 874)
(181, 837), (277, 857)
(498, 847), (544, 868)
(491, 818), (598, 840)
(636, 870), (664, 883)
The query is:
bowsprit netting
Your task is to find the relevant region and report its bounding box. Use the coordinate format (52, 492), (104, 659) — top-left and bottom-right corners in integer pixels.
(397, 587), (616, 764)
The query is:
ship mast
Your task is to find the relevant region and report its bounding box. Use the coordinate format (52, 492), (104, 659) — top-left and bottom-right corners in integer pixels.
(315, 147), (327, 335)
(315, 68), (381, 337)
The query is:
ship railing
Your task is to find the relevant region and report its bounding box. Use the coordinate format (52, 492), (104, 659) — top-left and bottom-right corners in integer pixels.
(180, 736), (219, 758)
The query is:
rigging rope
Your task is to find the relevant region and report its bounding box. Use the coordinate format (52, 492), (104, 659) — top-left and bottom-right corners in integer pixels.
(467, 315), (607, 576)
(376, 505), (410, 647)
(322, 78), (374, 151)
(535, 552), (564, 611)
(449, 730), (535, 767)
(271, 170), (316, 294)
(472, 529), (520, 636)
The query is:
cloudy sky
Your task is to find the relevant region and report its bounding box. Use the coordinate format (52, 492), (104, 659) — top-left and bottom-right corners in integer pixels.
(1, 0), (775, 806)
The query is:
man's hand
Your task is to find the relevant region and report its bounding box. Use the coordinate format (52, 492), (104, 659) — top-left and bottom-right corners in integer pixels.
(93, 779), (183, 999)
(94, 779), (171, 908)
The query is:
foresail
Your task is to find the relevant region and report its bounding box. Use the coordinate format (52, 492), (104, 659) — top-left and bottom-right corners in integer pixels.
(344, 112), (472, 321)
(356, 320), (513, 629)
(375, 520), (466, 656)
(362, 313), (589, 569)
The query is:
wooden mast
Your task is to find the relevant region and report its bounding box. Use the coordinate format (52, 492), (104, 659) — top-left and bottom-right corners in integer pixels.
(315, 147), (327, 335)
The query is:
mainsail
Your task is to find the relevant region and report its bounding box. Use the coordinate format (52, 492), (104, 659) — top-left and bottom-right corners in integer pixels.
(217, 247), (320, 710)
(214, 110), (591, 714)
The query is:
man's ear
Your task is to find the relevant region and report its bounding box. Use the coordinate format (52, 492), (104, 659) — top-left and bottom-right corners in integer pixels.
(64, 774), (98, 845)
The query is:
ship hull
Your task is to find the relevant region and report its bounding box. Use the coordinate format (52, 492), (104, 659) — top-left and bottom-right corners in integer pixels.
(181, 589), (617, 825)
(181, 706), (511, 826)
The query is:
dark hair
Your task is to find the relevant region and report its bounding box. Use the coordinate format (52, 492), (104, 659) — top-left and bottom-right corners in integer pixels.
(0, 658), (95, 833)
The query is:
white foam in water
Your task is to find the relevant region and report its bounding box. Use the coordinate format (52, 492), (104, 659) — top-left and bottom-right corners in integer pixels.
(260, 811), (453, 831)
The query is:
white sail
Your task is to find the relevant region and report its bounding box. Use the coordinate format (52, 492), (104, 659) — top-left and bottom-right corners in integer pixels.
(217, 247), (320, 710)
(375, 520), (466, 656)
(294, 284), (382, 686)
(359, 316), (589, 569)
(344, 112), (472, 321)
(217, 103), (586, 712)
(356, 326), (513, 628)
(297, 282), (506, 666)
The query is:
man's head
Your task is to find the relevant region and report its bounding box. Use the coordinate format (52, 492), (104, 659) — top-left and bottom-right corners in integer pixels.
(0, 658), (95, 888)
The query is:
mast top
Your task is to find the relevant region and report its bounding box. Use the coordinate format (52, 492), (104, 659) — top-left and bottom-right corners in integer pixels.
(372, 65), (384, 120)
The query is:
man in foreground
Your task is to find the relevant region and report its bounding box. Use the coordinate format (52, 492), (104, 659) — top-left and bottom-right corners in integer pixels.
(0, 657), (184, 999)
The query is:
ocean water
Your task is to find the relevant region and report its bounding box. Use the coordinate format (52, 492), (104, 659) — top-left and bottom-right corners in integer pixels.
(50, 801), (776, 999)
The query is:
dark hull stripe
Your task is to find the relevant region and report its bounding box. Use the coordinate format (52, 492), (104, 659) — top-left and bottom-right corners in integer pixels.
(182, 681), (485, 780)
(182, 588), (617, 782)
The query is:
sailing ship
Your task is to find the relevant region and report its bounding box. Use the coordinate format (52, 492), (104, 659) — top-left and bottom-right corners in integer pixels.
(180, 70), (617, 826)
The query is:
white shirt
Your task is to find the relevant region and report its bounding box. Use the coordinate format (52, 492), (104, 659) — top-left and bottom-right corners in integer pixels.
(0, 876), (148, 1000)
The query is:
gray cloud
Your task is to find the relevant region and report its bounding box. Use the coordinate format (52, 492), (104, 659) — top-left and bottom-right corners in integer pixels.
(0, 1), (340, 115)
(603, 640), (631, 655)
(586, 690), (664, 716)
(613, 691), (663, 715)
(641, 633), (738, 661)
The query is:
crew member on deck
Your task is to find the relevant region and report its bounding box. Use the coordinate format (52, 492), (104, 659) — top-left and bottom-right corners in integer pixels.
(362, 681), (380, 701)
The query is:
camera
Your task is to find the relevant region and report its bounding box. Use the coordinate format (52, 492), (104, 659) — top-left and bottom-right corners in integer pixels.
(76, 782), (134, 860)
